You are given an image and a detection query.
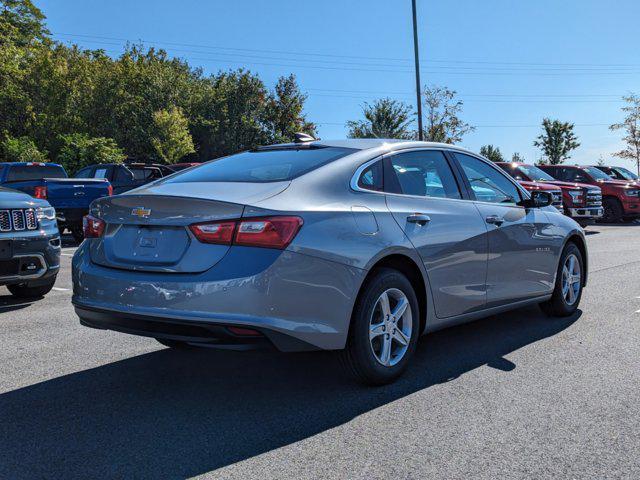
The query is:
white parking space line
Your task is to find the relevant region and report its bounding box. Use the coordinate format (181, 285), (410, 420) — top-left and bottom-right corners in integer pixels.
(52, 287), (70, 292)
(61, 253), (75, 257)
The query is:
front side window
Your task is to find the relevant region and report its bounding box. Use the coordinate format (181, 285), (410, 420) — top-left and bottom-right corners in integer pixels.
(454, 153), (521, 204)
(386, 150), (461, 199)
(163, 146), (356, 184)
(565, 168), (591, 183)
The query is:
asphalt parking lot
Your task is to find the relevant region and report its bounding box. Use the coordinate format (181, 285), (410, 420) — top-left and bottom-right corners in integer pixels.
(1, 225), (639, 479)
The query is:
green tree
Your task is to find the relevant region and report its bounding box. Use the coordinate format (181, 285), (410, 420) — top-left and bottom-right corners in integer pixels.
(56, 133), (125, 174)
(610, 94), (640, 176)
(479, 145), (503, 162)
(421, 85), (474, 143)
(347, 98), (413, 139)
(1, 134), (46, 162)
(533, 118), (580, 164)
(511, 152), (525, 163)
(0, 0), (49, 47)
(151, 106), (195, 164)
(263, 74), (315, 144)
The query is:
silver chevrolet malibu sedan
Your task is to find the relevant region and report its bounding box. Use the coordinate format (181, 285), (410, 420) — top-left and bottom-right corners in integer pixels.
(72, 138), (587, 384)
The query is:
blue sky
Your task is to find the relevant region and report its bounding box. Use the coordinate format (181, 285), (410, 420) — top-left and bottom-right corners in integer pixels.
(39, 0), (640, 166)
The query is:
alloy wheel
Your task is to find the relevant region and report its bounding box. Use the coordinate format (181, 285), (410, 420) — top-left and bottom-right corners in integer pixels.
(561, 253), (581, 306)
(368, 288), (413, 367)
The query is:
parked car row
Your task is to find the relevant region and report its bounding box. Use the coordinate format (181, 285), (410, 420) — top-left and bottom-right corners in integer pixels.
(5, 139), (639, 384)
(496, 162), (640, 224)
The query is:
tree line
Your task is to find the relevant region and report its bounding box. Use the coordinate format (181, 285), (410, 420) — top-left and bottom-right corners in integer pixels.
(0, 0), (314, 173)
(348, 91), (640, 172)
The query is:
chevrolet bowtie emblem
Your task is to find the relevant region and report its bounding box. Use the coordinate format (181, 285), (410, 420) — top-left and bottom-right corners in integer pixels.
(131, 207), (151, 218)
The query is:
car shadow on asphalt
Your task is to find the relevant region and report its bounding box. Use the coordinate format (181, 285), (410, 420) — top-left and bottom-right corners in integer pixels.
(0, 305), (580, 479)
(0, 294), (36, 314)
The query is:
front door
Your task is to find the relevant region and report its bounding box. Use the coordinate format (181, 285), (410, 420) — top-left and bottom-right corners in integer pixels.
(452, 152), (558, 306)
(383, 149), (488, 318)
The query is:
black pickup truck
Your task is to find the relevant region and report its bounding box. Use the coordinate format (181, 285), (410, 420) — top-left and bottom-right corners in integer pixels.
(0, 162), (111, 242)
(0, 186), (60, 298)
(75, 163), (170, 194)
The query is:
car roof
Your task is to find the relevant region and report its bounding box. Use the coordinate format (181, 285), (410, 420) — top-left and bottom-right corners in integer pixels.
(266, 138), (479, 155)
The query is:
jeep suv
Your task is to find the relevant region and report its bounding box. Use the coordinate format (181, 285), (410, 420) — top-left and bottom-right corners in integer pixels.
(497, 162), (602, 226)
(539, 165), (640, 223)
(0, 187), (60, 298)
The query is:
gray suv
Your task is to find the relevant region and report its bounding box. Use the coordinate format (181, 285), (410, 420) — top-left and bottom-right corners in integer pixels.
(0, 187), (60, 298)
(72, 139), (587, 384)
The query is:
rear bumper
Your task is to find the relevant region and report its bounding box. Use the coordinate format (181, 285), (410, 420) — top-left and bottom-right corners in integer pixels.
(567, 207), (603, 218)
(72, 243), (365, 351)
(76, 305), (315, 351)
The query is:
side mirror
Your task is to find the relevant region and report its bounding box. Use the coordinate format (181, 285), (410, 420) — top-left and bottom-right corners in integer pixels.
(520, 190), (553, 208)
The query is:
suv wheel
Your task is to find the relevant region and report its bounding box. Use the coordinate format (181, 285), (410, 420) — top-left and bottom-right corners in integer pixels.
(7, 276), (57, 298)
(341, 268), (420, 385)
(602, 197), (623, 223)
(540, 243), (584, 317)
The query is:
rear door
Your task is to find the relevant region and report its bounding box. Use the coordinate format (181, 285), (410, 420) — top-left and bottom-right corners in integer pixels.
(383, 149), (488, 318)
(452, 152), (557, 306)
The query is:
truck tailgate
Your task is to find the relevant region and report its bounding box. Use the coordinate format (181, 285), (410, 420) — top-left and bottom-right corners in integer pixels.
(44, 178), (111, 208)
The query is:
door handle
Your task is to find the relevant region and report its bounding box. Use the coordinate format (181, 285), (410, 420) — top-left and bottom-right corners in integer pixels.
(485, 215), (505, 226)
(407, 213), (431, 226)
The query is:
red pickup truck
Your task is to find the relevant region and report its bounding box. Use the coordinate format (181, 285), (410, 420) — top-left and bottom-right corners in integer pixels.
(497, 162), (603, 226)
(539, 164), (640, 223)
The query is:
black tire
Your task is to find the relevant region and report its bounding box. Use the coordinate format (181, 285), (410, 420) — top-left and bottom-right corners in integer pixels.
(602, 197), (623, 223)
(155, 338), (192, 349)
(341, 268), (420, 385)
(71, 227), (84, 244)
(7, 276), (56, 298)
(539, 243), (584, 317)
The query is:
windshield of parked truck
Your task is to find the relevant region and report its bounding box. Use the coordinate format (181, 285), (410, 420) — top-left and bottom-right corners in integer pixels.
(517, 164), (555, 182)
(613, 167), (638, 180)
(583, 166), (613, 181)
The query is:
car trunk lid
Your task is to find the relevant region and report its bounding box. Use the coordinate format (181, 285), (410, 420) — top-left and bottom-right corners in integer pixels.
(88, 182), (289, 273)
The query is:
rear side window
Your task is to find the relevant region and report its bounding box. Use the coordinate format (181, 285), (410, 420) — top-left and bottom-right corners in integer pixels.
(75, 167), (94, 178)
(164, 147), (356, 184)
(357, 161), (383, 191)
(6, 165), (67, 181)
(386, 150), (461, 199)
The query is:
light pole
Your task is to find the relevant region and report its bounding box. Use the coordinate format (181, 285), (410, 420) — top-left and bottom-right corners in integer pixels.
(411, 0), (424, 141)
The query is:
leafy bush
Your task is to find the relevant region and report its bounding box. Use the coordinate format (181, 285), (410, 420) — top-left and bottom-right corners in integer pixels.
(56, 133), (125, 174)
(1, 134), (47, 162)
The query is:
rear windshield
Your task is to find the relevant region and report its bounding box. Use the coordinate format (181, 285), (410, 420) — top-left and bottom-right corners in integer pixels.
(163, 147), (356, 184)
(6, 165), (67, 181)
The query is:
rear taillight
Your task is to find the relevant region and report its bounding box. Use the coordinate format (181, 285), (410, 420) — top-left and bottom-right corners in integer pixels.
(107, 184), (113, 196)
(83, 214), (105, 238)
(189, 216), (303, 249)
(189, 221), (236, 245)
(34, 186), (47, 199)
